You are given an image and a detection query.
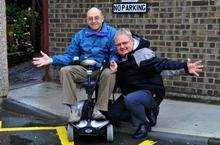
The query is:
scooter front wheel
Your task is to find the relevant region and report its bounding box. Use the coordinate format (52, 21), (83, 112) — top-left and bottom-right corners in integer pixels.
(67, 124), (74, 141)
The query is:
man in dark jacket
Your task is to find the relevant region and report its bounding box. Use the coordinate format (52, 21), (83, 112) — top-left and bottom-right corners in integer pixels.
(110, 28), (203, 139)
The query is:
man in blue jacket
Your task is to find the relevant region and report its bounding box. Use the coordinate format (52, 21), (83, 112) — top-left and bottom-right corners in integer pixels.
(33, 7), (117, 120)
(110, 28), (203, 139)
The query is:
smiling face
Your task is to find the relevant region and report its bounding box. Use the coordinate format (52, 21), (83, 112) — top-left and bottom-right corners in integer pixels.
(87, 8), (104, 31)
(115, 34), (134, 57)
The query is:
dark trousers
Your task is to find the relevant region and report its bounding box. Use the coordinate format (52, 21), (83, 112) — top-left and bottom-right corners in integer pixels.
(124, 90), (157, 128)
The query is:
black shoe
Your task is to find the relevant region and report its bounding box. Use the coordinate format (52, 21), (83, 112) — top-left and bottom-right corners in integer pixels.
(132, 123), (151, 140)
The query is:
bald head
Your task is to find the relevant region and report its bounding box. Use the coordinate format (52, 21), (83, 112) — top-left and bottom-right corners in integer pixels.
(87, 7), (103, 17)
(86, 7), (104, 31)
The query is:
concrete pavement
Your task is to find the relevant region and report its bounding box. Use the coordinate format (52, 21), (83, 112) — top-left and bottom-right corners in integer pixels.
(2, 82), (220, 145)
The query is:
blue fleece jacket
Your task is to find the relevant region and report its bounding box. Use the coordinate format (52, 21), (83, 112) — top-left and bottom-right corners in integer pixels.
(52, 22), (117, 66)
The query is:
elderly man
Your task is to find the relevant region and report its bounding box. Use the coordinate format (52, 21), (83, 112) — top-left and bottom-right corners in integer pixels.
(33, 7), (117, 120)
(110, 28), (203, 139)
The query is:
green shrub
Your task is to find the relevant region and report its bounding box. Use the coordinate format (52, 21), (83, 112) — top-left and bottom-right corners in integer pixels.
(6, 4), (39, 53)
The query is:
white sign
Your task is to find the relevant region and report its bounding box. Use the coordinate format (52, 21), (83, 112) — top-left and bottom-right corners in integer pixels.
(113, 3), (148, 13)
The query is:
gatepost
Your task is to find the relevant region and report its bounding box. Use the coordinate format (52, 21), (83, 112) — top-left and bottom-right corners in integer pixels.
(0, 0), (9, 98)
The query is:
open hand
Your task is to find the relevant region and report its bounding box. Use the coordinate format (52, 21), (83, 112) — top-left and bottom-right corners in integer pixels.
(32, 51), (51, 67)
(187, 58), (203, 76)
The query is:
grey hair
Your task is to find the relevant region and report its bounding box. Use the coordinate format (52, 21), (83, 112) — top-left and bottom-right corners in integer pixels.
(114, 28), (133, 41)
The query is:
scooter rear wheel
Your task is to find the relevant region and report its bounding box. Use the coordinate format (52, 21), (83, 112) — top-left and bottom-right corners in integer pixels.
(106, 124), (114, 142)
(67, 124), (74, 141)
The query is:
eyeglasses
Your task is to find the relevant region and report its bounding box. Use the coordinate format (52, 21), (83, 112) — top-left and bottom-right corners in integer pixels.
(115, 39), (131, 47)
(87, 16), (101, 23)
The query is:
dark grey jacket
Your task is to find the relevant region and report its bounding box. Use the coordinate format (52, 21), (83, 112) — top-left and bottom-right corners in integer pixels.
(116, 36), (190, 105)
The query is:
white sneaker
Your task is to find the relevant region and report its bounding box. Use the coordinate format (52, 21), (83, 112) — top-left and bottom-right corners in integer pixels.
(92, 107), (106, 120)
(68, 101), (84, 122)
(69, 109), (81, 122)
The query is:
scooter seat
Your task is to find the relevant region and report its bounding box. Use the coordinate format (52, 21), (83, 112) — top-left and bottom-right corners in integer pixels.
(81, 59), (98, 67)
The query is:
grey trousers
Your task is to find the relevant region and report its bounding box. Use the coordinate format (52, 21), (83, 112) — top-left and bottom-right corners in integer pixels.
(60, 65), (115, 111)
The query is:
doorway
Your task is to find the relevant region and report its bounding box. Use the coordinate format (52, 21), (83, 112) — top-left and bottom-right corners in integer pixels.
(6, 0), (48, 89)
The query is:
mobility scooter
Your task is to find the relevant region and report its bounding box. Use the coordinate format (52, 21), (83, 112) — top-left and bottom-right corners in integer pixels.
(67, 59), (114, 142)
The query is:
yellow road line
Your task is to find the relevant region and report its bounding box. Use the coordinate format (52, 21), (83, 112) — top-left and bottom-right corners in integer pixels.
(0, 126), (58, 132)
(56, 126), (74, 145)
(0, 125), (74, 145)
(139, 140), (156, 145)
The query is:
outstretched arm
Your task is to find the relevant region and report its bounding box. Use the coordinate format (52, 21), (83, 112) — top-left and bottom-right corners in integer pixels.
(161, 59), (203, 77)
(140, 57), (203, 76)
(32, 51), (52, 67)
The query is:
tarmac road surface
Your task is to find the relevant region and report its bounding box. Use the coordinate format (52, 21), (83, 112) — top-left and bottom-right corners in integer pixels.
(0, 108), (191, 145)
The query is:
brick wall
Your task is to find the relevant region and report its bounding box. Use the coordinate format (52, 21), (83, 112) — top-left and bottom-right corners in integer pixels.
(0, 0), (9, 97)
(48, 0), (220, 102)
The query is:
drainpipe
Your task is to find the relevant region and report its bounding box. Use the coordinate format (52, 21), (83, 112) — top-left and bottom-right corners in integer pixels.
(42, 0), (49, 81)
